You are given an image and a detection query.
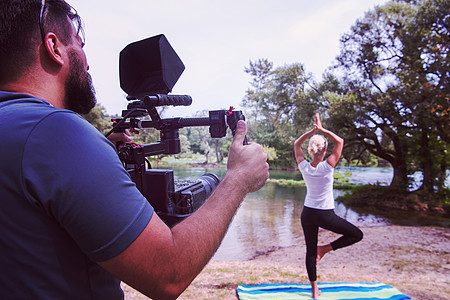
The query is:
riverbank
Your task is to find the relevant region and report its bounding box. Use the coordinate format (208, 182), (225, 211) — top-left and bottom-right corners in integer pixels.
(122, 225), (450, 300)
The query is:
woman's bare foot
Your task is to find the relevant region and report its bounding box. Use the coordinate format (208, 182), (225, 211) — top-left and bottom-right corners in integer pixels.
(311, 281), (322, 299)
(312, 288), (322, 299)
(316, 244), (332, 264)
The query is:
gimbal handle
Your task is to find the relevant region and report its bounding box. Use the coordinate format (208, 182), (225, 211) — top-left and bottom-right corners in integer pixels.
(142, 94), (192, 107)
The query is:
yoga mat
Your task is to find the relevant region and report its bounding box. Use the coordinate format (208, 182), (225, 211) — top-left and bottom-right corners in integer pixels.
(236, 282), (411, 299)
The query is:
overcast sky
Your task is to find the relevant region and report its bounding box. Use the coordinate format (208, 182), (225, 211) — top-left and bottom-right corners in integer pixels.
(68, 0), (389, 117)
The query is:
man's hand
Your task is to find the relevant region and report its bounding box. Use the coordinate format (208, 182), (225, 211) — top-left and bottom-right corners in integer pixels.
(107, 129), (132, 150)
(226, 120), (269, 194)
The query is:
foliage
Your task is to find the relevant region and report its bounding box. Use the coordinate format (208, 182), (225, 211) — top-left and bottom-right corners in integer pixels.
(262, 145), (278, 161)
(82, 104), (111, 134)
(328, 0), (449, 192)
(242, 59), (320, 166)
(338, 184), (449, 214)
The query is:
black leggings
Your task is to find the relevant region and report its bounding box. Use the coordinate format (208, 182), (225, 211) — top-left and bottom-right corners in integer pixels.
(301, 206), (363, 282)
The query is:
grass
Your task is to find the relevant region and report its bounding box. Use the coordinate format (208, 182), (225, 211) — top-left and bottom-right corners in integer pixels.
(267, 171), (358, 190)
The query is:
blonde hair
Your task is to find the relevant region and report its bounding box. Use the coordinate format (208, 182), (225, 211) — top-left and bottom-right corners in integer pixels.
(308, 134), (328, 156)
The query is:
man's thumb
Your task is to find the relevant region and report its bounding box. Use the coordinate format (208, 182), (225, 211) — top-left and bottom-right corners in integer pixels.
(232, 120), (247, 145)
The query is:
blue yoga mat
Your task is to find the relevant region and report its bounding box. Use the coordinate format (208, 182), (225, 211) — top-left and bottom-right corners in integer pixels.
(236, 282), (411, 299)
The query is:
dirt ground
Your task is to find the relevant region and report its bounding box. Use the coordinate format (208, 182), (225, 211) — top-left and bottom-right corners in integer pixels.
(122, 225), (450, 300)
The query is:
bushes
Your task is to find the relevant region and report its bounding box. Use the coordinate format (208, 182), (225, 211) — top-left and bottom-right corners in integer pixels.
(338, 185), (449, 216)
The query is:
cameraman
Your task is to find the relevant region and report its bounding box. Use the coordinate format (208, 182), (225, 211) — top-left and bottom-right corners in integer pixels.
(0, 1), (269, 299)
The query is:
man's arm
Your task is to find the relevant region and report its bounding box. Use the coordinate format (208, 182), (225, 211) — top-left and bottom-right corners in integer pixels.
(98, 120), (269, 299)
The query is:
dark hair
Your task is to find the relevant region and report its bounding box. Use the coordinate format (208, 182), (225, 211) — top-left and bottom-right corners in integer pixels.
(0, 0), (84, 84)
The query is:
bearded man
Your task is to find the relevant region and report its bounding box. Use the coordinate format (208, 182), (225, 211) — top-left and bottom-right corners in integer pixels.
(0, 1), (269, 299)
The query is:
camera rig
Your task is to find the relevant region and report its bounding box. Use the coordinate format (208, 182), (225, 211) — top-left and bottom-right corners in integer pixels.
(106, 34), (246, 226)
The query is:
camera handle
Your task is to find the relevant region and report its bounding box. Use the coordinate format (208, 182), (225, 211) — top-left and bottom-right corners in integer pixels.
(142, 94), (192, 107)
(226, 107), (248, 145)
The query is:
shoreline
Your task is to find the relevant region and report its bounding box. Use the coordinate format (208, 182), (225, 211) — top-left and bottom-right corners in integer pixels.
(123, 225), (450, 299)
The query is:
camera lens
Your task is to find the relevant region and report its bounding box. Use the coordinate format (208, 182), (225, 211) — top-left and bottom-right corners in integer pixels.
(198, 173), (220, 195)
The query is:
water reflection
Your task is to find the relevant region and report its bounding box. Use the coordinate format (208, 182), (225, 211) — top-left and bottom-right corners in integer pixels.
(213, 182), (303, 261)
(334, 202), (389, 227)
(216, 183), (304, 260)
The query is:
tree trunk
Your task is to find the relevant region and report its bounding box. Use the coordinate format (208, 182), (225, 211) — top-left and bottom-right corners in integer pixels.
(388, 135), (409, 190)
(419, 128), (434, 193)
(214, 140), (221, 163)
(203, 147), (210, 164)
(390, 161), (409, 190)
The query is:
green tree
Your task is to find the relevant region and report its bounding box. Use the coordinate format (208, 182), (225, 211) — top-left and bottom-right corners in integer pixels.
(82, 104), (111, 134)
(243, 59), (320, 166)
(174, 132), (192, 159)
(181, 110), (231, 164)
(330, 0), (449, 192)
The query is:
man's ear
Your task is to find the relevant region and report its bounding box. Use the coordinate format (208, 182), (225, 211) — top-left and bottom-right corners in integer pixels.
(42, 32), (65, 66)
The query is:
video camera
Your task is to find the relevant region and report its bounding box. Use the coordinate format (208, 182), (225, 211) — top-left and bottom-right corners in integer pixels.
(106, 34), (246, 227)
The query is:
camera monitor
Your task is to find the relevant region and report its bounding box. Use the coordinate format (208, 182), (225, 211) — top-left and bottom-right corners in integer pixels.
(119, 34), (185, 99)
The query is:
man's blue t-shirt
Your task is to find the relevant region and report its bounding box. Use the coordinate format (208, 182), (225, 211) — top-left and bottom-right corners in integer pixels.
(0, 92), (154, 299)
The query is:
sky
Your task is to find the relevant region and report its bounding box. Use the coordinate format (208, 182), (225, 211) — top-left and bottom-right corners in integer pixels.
(68, 0), (389, 118)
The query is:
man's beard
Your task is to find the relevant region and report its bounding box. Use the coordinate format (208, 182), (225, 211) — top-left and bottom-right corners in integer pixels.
(63, 51), (97, 114)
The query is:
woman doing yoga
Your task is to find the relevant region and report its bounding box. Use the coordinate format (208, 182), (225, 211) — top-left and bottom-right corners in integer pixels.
(294, 113), (363, 299)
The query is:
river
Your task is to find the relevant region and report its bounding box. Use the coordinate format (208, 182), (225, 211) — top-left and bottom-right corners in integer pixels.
(154, 165), (449, 261)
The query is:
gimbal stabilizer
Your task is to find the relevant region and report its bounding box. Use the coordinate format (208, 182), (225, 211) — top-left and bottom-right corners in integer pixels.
(106, 34), (246, 226)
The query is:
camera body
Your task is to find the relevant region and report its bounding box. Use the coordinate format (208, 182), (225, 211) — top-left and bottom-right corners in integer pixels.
(128, 169), (219, 226)
(109, 35), (246, 227)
